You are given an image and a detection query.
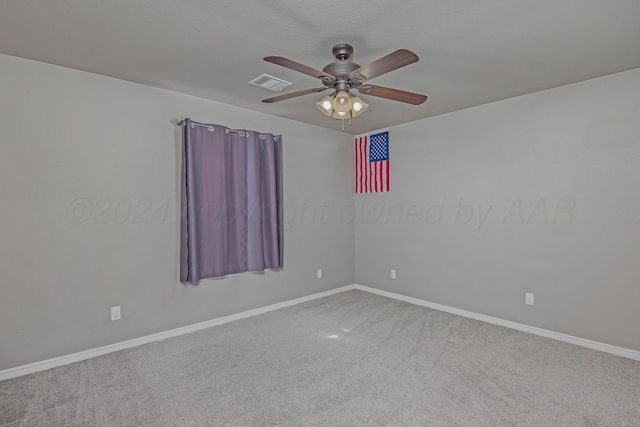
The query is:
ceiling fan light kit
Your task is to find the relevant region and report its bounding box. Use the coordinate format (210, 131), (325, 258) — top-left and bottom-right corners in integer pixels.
(315, 93), (369, 118)
(262, 44), (427, 122)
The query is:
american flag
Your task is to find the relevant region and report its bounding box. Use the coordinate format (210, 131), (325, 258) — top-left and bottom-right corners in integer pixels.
(355, 131), (389, 193)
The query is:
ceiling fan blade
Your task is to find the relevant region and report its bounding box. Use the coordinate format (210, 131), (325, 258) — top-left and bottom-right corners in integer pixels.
(358, 85), (427, 105)
(349, 49), (419, 81)
(264, 55), (335, 81)
(262, 87), (329, 103)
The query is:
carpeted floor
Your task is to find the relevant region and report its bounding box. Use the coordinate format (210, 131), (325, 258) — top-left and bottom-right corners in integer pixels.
(1, 289), (639, 426)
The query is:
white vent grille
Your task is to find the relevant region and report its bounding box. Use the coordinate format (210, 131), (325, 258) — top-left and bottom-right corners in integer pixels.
(249, 74), (292, 92)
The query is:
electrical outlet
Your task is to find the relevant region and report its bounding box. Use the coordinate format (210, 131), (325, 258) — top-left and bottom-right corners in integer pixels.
(525, 293), (534, 306)
(317, 269), (322, 279)
(391, 269), (397, 279)
(111, 306), (121, 321)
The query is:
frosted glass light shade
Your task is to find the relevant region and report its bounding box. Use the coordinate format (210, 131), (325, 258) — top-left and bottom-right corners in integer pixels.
(332, 110), (349, 119)
(332, 91), (352, 114)
(351, 96), (369, 117)
(315, 96), (333, 116)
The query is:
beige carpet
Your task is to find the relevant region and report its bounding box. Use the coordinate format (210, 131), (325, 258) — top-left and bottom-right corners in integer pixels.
(1, 290), (639, 426)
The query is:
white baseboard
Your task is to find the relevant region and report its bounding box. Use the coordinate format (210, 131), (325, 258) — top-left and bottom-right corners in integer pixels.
(0, 285), (356, 381)
(353, 284), (640, 362)
(2, 282), (638, 381)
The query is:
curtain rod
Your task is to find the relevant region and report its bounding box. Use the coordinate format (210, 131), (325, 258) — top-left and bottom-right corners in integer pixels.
(178, 119), (280, 140)
(178, 119), (245, 134)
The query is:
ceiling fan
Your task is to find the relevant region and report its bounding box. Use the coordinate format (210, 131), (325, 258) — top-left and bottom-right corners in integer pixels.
(262, 44), (427, 120)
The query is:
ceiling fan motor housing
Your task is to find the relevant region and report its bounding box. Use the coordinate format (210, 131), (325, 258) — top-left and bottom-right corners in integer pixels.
(322, 61), (360, 79)
(322, 44), (362, 91)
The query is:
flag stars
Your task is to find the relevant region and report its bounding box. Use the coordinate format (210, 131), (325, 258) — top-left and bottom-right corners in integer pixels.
(370, 132), (389, 162)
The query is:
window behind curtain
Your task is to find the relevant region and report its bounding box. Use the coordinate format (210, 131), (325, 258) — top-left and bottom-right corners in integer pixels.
(180, 119), (283, 281)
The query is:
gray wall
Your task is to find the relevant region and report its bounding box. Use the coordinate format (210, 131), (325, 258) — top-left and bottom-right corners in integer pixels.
(0, 54), (354, 370)
(355, 69), (640, 352)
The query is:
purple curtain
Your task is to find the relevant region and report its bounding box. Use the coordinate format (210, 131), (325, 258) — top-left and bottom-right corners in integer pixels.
(180, 119), (283, 282)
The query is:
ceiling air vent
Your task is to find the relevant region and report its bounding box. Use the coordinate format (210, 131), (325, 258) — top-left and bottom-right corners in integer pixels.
(249, 74), (292, 92)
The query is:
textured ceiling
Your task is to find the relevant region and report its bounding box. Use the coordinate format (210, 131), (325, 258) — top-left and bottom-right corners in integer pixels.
(1, 0), (640, 134)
